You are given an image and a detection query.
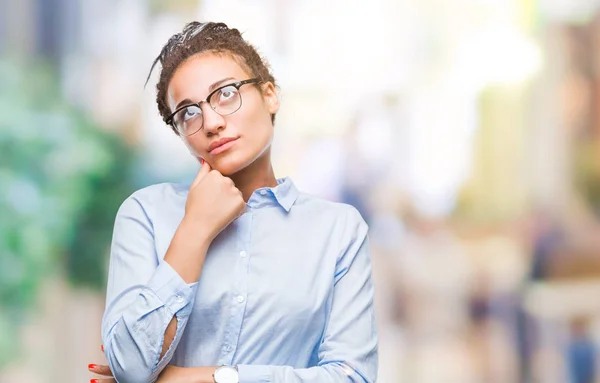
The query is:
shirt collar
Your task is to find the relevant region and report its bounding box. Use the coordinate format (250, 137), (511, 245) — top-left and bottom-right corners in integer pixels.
(248, 177), (299, 212)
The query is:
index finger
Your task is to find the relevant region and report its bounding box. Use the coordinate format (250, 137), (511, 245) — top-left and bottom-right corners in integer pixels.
(191, 159), (211, 189)
(88, 364), (113, 376)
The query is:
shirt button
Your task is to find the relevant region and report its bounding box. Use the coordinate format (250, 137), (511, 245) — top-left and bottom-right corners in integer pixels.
(240, 250), (247, 258)
(259, 190), (267, 196)
(176, 295), (183, 303)
(224, 345), (232, 352)
(237, 295), (245, 303)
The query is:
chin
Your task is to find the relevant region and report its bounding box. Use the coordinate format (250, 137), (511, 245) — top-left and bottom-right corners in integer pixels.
(209, 142), (270, 176)
(210, 156), (250, 176)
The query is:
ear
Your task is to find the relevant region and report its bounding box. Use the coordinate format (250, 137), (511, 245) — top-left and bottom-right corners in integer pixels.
(261, 82), (280, 115)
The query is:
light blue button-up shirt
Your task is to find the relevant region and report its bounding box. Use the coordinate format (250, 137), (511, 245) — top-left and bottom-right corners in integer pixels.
(101, 177), (378, 383)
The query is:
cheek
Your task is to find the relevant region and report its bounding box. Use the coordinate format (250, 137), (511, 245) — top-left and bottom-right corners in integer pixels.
(242, 112), (273, 148)
(242, 101), (274, 136)
(181, 134), (207, 157)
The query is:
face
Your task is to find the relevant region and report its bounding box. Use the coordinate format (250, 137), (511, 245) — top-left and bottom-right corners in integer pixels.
(166, 52), (279, 175)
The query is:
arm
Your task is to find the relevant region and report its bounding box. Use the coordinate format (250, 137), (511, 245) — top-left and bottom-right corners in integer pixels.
(96, 207), (377, 383)
(102, 164), (246, 383)
(236, 207), (378, 383)
(101, 196), (211, 383)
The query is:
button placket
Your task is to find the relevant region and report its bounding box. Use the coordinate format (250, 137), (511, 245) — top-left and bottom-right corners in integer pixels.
(221, 212), (252, 364)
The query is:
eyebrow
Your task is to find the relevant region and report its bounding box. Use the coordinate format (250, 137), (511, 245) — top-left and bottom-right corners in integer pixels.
(174, 77), (237, 110)
(209, 77), (236, 92)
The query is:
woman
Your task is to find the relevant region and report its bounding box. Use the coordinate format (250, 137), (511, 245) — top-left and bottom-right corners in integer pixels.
(88, 21), (378, 383)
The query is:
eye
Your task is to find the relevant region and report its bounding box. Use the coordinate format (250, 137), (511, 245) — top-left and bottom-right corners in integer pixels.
(182, 105), (201, 121)
(218, 86), (238, 102)
(174, 105), (201, 126)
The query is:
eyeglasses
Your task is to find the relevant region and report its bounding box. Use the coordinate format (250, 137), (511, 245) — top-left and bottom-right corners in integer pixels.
(166, 78), (261, 136)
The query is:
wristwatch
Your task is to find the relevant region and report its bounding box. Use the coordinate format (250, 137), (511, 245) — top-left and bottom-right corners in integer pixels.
(213, 365), (239, 383)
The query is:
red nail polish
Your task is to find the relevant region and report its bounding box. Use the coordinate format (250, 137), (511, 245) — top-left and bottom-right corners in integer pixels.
(88, 364), (97, 369)
(100, 345), (104, 352)
(90, 380), (99, 383)
(201, 159), (205, 165)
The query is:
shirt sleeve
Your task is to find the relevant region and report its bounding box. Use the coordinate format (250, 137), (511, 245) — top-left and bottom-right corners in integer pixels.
(237, 207), (378, 383)
(101, 194), (198, 383)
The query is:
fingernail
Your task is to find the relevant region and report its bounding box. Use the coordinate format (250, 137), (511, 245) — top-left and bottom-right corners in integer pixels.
(100, 345), (104, 352)
(91, 380), (99, 383)
(201, 159), (205, 165)
(88, 364), (97, 370)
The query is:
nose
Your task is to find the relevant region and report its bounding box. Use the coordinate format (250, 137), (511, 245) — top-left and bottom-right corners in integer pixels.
(201, 102), (226, 135)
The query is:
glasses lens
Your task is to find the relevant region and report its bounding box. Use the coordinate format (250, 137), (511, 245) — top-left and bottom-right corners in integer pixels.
(174, 105), (203, 136)
(209, 85), (242, 115)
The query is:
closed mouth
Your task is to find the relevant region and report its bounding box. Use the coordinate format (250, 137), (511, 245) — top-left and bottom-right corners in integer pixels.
(208, 137), (239, 154)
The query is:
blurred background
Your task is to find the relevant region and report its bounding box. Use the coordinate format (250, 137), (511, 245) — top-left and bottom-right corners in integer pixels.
(2, 0), (600, 382)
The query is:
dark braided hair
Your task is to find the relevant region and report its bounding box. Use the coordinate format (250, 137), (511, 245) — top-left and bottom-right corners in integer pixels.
(147, 21), (277, 134)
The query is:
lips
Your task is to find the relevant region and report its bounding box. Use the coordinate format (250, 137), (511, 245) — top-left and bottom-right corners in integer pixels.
(208, 137), (239, 154)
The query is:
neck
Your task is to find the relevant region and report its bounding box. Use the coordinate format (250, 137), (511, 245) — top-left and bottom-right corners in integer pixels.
(230, 150), (278, 202)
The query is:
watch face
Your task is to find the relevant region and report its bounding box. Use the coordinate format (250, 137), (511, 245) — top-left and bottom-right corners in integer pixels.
(214, 366), (238, 383)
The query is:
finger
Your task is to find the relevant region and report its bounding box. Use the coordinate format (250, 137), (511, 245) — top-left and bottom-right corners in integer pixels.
(90, 378), (116, 383)
(224, 177), (236, 189)
(88, 364), (113, 377)
(191, 159), (211, 188)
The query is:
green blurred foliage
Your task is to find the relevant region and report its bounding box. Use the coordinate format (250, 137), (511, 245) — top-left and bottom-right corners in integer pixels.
(0, 58), (136, 366)
(149, 0), (199, 15)
(575, 141), (600, 216)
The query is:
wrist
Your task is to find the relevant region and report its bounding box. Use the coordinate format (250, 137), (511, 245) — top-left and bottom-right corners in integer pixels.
(179, 215), (214, 245)
(163, 217), (213, 284)
(190, 366), (218, 383)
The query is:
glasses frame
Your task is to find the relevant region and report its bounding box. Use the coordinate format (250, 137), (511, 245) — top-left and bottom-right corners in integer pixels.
(165, 78), (261, 136)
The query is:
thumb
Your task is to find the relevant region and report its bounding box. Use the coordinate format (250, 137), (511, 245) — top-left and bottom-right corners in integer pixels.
(191, 159), (211, 189)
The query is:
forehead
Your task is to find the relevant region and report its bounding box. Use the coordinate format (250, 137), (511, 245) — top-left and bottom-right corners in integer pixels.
(167, 52), (250, 107)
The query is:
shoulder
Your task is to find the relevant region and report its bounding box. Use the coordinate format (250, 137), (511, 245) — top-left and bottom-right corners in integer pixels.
(294, 191), (368, 232)
(129, 182), (189, 203)
(117, 182), (188, 217)
(293, 193), (370, 272)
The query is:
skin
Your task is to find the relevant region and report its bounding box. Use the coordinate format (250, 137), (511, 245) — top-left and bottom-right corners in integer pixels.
(169, 51), (281, 200)
(89, 51), (281, 383)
